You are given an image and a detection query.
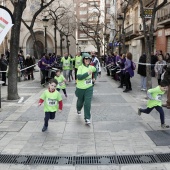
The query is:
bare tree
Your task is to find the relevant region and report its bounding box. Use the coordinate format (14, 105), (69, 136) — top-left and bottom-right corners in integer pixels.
(8, 0), (27, 100)
(21, 0), (55, 59)
(78, 2), (103, 58)
(139, 0), (167, 88)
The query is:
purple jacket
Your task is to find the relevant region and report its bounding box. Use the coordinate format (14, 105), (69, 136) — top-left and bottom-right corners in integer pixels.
(124, 58), (134, 77)
(40, 57), (48, 70)
(106, 56), (113, 65)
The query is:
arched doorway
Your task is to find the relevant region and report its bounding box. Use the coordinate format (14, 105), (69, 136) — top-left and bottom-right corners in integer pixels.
(33, 41), (44, 59)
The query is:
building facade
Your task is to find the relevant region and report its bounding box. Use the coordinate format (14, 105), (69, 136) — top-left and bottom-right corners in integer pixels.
(0, 0), (76, 57)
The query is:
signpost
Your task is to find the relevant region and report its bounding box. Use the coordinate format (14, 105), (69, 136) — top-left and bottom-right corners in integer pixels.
(143, 8), (153, 18)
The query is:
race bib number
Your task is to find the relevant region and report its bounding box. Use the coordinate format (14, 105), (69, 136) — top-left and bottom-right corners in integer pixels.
(155, 95), (162, 101)
(64, 63), (69, 66)
(47, 99), (57, 106)
(85, 79), (92, 85)
(59, 82), (64, 86)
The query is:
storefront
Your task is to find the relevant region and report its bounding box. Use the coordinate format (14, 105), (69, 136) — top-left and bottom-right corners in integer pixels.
(165, 28), (170, 53)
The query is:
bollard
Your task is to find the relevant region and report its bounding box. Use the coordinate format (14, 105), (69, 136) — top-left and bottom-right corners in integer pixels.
(0, 81), (4, 111)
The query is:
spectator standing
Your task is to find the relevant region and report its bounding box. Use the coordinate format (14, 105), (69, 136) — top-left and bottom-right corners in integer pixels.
(117, 54), (126, 88)
(154, 55), (166, 85)
(123, 52), (134, 92)
(137, 54), (147, 91)
(165, 53), (170, 66)
(24, 54), (34, 80)
(0, 54), (8, 86)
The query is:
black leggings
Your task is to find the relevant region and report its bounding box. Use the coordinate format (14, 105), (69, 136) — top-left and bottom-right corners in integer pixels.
(57, 88), (67, 95)
(75, 68), (78, 80)
(140, 106), (165, 124)
(124, 72), (131, 89)
(44, 112), (56, 127)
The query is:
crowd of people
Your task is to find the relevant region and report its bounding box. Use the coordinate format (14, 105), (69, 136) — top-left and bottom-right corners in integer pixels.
(1, 48), (170, 131)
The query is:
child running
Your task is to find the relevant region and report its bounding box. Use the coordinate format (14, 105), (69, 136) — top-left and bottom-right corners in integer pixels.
(138, 80), (169, 128)
(54, 69), (68, 98)
(38, 79), (63, 132)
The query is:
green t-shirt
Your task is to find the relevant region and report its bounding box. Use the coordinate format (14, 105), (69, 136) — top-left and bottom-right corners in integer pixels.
(61, 57), (71, 70)
(74, 56), (82, 69)
(76, 64), (96, 89)
(54, 75), (66, 89)
(40, 89), (62, 112)
(147, 86), (165, 108)
(70, 58), (74, 70)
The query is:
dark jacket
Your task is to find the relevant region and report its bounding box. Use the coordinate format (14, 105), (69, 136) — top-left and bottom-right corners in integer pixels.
(137, 54), (146, 77)
(163, 65), (170, 85)
(24, 57), (34, 72)
(0, 58), (8, 71)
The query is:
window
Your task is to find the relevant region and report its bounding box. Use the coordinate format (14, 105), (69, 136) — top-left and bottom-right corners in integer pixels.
(80, 18), (87, 22)
(107, 8), (110, 14)
(89, 1), (99, 6)
(81, 41), (88, 45)
(80, 3), (87, 7)
(80, 33), (87, 38)
(80, 11), (87, 15)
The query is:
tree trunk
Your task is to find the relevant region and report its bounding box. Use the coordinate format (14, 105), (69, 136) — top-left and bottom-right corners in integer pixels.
(30, 29), (41, 59)
(8, 0), (27, 100)
(60, 33), (63, 56)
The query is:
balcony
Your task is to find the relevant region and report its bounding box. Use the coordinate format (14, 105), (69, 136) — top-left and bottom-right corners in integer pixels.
(157, 3), (170, 25)
(124, 23), (139, 40)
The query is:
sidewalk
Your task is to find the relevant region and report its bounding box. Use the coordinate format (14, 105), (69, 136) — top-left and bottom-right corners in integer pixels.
(0, 67), (170, 169)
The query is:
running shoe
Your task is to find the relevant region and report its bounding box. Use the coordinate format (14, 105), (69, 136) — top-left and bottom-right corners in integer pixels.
(161, 124), (170, 128)
(138, 108), (142, 116)
(42, 125), (47, 132)
(77, 111), (81, 115)
(85, 119), (91, 125)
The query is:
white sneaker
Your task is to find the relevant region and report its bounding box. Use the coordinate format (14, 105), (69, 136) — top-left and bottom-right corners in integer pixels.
(85, 119), (91, 125)
(77, 111), (81, 115)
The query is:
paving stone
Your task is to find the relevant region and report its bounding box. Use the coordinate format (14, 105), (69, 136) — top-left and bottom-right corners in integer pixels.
(142, 164), (167, 170)
(97, 166), (119, 170)
(92, 106), (139, 122)
(120, 165), (143, 170)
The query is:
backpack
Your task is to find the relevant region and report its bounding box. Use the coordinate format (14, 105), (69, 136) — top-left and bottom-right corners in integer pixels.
(38, 60), (42, 68)
(131, 61), (136, 70)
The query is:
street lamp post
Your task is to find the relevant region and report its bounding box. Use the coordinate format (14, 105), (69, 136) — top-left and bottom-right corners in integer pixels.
(117, 15), (123, 55)
(54, 20), (57, 55)
(42, 16), (49, 54)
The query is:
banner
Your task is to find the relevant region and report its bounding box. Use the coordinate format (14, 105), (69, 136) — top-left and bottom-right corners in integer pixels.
(0, 6), (14, 45)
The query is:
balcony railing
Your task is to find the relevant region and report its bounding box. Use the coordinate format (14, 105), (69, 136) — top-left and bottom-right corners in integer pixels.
(157, 3), (170, 24)
(124, 23), (139, 36)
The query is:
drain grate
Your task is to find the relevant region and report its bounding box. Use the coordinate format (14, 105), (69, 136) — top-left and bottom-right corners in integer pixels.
(75, 156), (115, 165)
(0, 155), (32, 164)
(33, 156), (73, 165)
(117, 155), (157, 164)
(0, 153), (170, 165)
(156, 153), (170, 163)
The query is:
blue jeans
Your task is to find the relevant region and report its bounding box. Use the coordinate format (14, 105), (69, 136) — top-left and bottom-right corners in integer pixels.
(44, 112), (56, 127)
(140, 106), (165, 124)
(140, 76), (146, 89)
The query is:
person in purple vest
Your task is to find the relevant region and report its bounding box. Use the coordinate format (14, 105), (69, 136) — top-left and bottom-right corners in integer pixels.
(123, 52), (134, 92)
